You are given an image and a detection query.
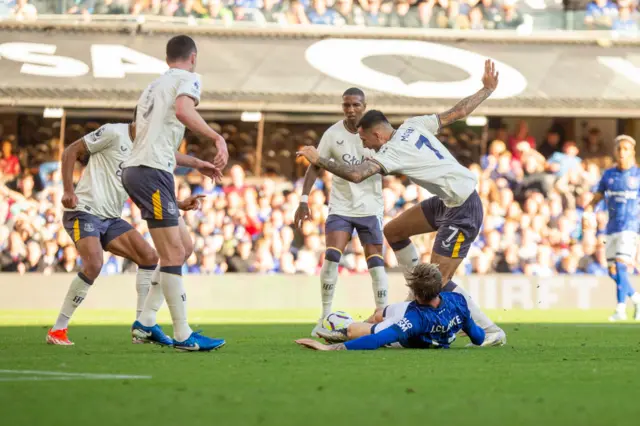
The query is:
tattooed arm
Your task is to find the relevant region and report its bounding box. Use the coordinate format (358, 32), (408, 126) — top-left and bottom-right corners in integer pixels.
(316, 157), (382, 184)
(296, 146), (383, 183)
(438, 59), (499, 127)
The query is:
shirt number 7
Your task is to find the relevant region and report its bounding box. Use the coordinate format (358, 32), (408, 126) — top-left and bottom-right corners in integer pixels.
(416, 135), (444, 160)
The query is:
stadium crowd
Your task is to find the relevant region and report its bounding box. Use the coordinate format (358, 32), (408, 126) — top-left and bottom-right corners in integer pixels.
(0, 116), (633, 277)
(5, 0), (533, 30)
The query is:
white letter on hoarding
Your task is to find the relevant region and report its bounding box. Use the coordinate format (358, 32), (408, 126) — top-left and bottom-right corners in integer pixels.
(305, 39), (527, 99)
(91, 45), (168, 79)
(597, 57), (640, 86)
(501, 278), (534, 310)
(0, 43), (89, 77)
(568, 278), (600, 310)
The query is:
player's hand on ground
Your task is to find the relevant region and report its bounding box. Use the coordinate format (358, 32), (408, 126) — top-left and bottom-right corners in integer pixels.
(293, 203), (310, 228)
(482, 59), (499, 93)
(295, 338), (331, 351)
(61, 191), (78, 209)
(296, 146), (320, 165)
(213, 139), (229, 170)
(196, 160), (224, 182)
(178, 194), (206, 211)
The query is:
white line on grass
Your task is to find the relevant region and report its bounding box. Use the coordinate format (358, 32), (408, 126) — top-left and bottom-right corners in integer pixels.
(0, 369), (152, 382)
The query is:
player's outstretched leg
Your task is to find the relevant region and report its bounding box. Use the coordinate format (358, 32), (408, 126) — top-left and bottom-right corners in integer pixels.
(47, 236), (103, 346)
(608, 260), (640, 321)
(103, 227), (169, 345)
(150, 224), (224, 352)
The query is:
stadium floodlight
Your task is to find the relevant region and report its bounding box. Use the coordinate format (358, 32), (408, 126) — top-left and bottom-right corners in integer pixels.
(43, 108), (65, 119)
(241, 111), (263, 122)
(465, 116), (487, 127)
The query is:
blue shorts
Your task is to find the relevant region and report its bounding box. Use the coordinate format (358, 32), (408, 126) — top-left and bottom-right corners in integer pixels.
(122, 166), (179, 228)
(325, 214), (383, 245)
(420, 191), (483, 259)
(63, 211), (133, 249)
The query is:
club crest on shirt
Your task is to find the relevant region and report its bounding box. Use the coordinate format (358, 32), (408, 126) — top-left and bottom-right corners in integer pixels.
(627, 176), (638, 189)
(168, 202), (177, 215)
(84, 223), (95, 232)
(95, 127), (104, 138)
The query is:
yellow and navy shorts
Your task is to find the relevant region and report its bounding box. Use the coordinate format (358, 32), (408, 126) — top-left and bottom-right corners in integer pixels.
(63, 211), (133, 248)
(122, 166), (180, 228)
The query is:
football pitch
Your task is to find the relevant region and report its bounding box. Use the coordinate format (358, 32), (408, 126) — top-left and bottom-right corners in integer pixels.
(1, 309), (639, 426)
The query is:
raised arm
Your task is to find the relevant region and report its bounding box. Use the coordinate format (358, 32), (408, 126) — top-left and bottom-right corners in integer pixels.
(296, 146), (382, 184)
(175, 95), (228, 170)
(293, 164), (321, 228)
(60, 138), (88, 209)
(437, 59), (499, 128)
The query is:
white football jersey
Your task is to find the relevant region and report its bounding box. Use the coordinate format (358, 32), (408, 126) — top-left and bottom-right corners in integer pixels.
(123, 68), (201, 173)
(67, 123), (133, 219)
(371, 114), (477, 208)
(318, 120), (383, 217)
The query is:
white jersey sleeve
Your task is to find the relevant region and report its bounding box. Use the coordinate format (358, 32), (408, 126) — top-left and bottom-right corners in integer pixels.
(370, 142), (403, 175)
(316, 129), (334, 159)
(406, 114), (441, 134)
(176, 73), (201, 106)
(83, 124), (118, 154)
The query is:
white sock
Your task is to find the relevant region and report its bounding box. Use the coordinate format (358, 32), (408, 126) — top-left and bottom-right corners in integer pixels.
(138, 266), (165, 327)
(53, 274), (92, 331)
(369, 266), (389, 308)
(160, 271), (192, 342)
(135, 267), (155, 320)
(631, 293), (640, 304)
(616, 302), (627, 314)
(320, 260), (339, 318)
(393, 243), (419, 269)
(453, 285), (499, 333)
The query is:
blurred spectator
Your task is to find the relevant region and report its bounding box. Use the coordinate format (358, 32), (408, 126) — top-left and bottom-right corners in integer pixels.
(0, 140), (20, 180)
(497, 0), (523, 29)
(284, 0), (310, 24)
(480, 0), (500, 29)
(584, 0), (618, 29)
(10, 0), (37, 20)
(581, 128), (612, 169)
(364, 0), (386, 26)
(307, 0), (341, 24)
(538, 128), (563, 159)
(387, 0), (422, 28)
(546, 141), (582, 178)
(613, 7), (638, 31)
(508, 120), (536, 161)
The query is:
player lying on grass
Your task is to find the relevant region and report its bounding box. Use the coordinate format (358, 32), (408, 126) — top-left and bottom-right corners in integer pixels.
(297, 60), (505, 347)
(295, 263), (485, 351)
(47, 117), (219, 346)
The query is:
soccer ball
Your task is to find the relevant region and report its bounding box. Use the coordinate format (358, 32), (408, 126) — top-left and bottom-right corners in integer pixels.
(323, 311), (354, 331)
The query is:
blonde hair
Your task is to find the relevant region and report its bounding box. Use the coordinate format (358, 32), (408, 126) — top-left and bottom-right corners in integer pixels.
(405, 263), (443, 302)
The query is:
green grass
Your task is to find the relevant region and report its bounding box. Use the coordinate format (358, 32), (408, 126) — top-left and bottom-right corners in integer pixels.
(1, 310), (640, 426)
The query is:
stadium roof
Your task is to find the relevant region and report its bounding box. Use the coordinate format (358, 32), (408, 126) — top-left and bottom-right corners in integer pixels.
(1, 23), (640, 118)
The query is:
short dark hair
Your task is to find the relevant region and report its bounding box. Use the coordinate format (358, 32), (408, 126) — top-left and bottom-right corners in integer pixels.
(405, 263), (442, 303)
(166, 35), (197, 62)
(343, 87), (365, 99)
(357, 110), (389, 130)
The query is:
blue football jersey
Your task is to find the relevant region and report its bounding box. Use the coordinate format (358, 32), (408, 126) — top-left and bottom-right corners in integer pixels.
(597, 166), (640, 235)
(344, 293), (485, 350)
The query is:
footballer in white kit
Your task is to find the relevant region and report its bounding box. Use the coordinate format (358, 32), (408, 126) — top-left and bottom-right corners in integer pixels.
(122, 35), (229, 352)
(298, 60), (506, 347)
(294, 88), (389, 337)
(47, 121), (206, 346)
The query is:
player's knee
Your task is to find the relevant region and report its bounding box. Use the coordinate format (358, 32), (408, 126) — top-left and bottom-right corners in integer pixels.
(82, 258), (103, 280)
(372, 308), (385, 323)
(141, 248), (159, 267)
(383, 224), (399, 243)
(159, 242), (185, 266)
